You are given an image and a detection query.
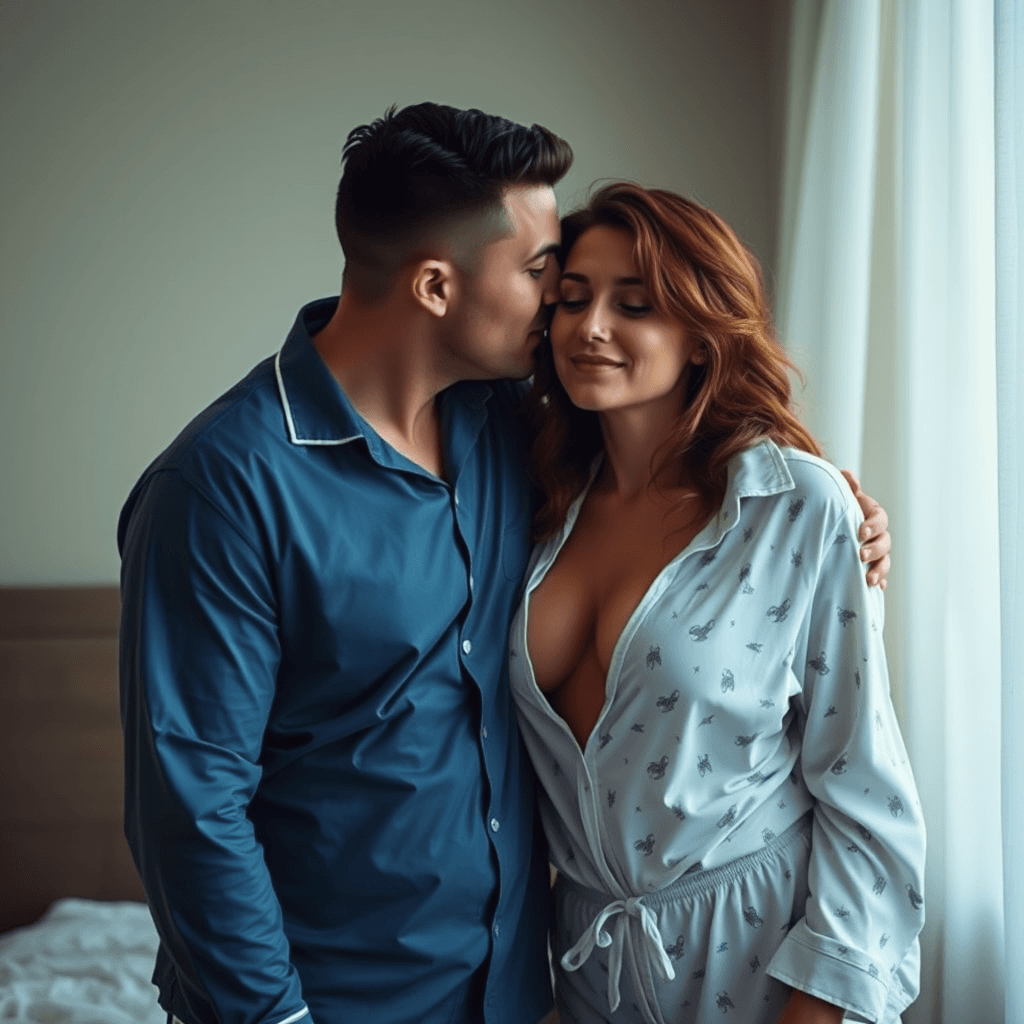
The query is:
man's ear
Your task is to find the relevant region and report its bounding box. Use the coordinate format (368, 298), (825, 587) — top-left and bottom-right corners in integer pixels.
(411, 259), (456, 318)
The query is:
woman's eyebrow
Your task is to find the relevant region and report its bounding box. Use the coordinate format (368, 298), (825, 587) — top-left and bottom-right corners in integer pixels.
(561, 271), (645, 285)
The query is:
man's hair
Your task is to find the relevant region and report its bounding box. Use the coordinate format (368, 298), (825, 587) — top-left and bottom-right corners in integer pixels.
(335, 102), (573, 299)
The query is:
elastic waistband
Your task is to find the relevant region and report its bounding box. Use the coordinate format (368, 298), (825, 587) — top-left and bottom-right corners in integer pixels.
(558, 812), (812, 910)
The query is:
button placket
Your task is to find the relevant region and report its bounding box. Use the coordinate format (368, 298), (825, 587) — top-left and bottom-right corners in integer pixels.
(448, 484), (473, 603)
(578, 761), (596, 845)
(579, 752), (619, 894)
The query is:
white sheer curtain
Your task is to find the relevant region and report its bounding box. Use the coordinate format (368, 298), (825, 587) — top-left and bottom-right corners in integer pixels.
(996, 2), (1024, 1022)
(778, 1), (1020, 1021)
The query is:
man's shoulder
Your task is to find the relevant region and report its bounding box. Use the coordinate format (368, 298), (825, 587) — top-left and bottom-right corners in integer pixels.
(143, 356), (285, 481)
(119, 356), (287, 535)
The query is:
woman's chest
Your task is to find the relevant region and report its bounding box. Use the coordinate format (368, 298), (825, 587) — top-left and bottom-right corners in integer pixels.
(593, 532), (821, 745)
(526, 496), (707, 691)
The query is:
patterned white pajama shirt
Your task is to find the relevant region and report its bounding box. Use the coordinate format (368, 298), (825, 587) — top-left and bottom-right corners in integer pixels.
(509, 441), (925, 1024)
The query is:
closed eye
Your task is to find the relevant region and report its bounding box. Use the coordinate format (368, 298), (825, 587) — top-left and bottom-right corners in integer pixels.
(528, 254), (555, 279)
(557, 299), (651, 316)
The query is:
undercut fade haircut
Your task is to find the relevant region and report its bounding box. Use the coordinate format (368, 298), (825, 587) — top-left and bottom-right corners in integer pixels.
(335, 102), (573, 299)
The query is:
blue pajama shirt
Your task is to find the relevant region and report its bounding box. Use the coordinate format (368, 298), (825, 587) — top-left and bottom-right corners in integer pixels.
(118, 299), (552, 1024)
(509, 441), (925, 1023)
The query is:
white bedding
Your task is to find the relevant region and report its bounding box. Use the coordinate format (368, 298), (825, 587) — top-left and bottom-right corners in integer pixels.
(0, 898), (164, 1023)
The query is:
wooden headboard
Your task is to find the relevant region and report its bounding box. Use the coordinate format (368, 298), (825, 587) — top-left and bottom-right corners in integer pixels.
(0, 586), (145, 932)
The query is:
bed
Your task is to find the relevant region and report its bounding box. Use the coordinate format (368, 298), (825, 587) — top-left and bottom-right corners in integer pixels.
(0, 586), (163, 1022)
(0, 587), (560, 1024)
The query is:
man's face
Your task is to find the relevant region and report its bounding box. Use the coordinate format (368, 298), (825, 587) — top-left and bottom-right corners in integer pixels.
(444, 184), (561, 381)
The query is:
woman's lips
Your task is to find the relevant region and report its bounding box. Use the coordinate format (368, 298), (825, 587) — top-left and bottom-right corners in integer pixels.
(570, 354), (624, 368)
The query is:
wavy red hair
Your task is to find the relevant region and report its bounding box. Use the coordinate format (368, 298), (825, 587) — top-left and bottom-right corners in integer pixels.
(522, 182), (822, 541)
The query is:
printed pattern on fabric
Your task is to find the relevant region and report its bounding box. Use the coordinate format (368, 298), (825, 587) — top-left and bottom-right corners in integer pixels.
(553, 818), (811, 1024)
(508, 442), (925, 1024)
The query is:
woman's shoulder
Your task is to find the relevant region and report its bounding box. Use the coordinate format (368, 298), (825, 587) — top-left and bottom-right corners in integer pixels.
(774, 446), (856, 516)
(729, 442), (861, 543)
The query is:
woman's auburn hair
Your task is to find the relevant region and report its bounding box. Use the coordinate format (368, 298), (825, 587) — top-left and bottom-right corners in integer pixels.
(521, 181), (823, 542)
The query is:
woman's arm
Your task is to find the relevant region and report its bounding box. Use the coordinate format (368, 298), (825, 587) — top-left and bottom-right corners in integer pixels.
(778, 989), (845, 1024)
(765, 465), (925, 1023)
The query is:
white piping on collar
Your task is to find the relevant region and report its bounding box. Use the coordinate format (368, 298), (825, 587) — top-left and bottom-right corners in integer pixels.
(274, 348), (363, 447)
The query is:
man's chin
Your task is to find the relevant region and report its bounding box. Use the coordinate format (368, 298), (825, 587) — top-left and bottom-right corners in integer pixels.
(500, 337), (541, 380)
(515, 348), (544, 379)
(495, 358), (533, 382)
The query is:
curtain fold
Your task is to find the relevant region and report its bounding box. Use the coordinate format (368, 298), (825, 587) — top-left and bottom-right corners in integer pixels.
(779, 2), (1009, 1021)
(777, 0), (880, 471)
(896, 6), (1003, 1022)
(995, 2), (1024, 1022)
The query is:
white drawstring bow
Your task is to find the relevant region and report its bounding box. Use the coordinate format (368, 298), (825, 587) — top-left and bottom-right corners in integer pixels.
(560, 895), (675, 1013)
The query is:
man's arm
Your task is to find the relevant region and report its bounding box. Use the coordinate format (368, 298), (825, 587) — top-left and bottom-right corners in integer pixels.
(841, 470), (891, 589)
(119, 470), (308, 1024)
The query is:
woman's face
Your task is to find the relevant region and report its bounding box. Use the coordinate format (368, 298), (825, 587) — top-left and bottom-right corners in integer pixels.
(550, 225), (701, 417)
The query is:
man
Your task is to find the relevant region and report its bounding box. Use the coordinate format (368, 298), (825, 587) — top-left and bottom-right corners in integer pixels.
(118, 102), (890, 1024)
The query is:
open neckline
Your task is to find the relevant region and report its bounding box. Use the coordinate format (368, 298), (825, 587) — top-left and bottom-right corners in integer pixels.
(520, 473), (727, 758)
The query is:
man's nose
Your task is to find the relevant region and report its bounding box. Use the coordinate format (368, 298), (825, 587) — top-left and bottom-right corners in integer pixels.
(541, 260), (560, 307)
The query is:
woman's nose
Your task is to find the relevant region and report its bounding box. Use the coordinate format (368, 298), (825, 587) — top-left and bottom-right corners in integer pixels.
(581, 303), (611, 342)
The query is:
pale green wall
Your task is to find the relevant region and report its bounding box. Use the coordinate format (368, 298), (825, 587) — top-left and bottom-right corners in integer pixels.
(0, 0), (781, 584)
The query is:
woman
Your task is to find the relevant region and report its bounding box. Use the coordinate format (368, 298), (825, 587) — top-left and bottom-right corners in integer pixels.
(510, 184), (925, 1024)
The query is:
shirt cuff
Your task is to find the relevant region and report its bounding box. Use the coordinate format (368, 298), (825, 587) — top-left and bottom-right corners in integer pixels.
(765, 920), (891, 1023)
(173, 1008), (309, 1024)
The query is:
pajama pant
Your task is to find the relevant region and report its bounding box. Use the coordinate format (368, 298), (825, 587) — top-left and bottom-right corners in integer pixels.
(551, 815), (898, 1024)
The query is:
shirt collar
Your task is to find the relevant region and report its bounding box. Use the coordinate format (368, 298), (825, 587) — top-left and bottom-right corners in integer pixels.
(556, 439), (795, 557)
(708, 438), (795, 541)
(726, 438), (795, 499)
(274, 297), (495, 473)
(275, 298), (366, 447)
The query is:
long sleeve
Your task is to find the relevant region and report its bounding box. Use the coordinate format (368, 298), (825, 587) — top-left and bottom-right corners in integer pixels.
(767, 489), (925, 1022)
(118, 469), (309, 1024)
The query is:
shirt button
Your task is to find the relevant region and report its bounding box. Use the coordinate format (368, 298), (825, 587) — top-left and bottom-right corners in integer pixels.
(493, 922), (500, 939)
(462, 639), (473, 655)
(469, 574), (475, 590)
(481, 724), (488, 740)
(454, 491), (460, 506)
(490, 817), (500, 833)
